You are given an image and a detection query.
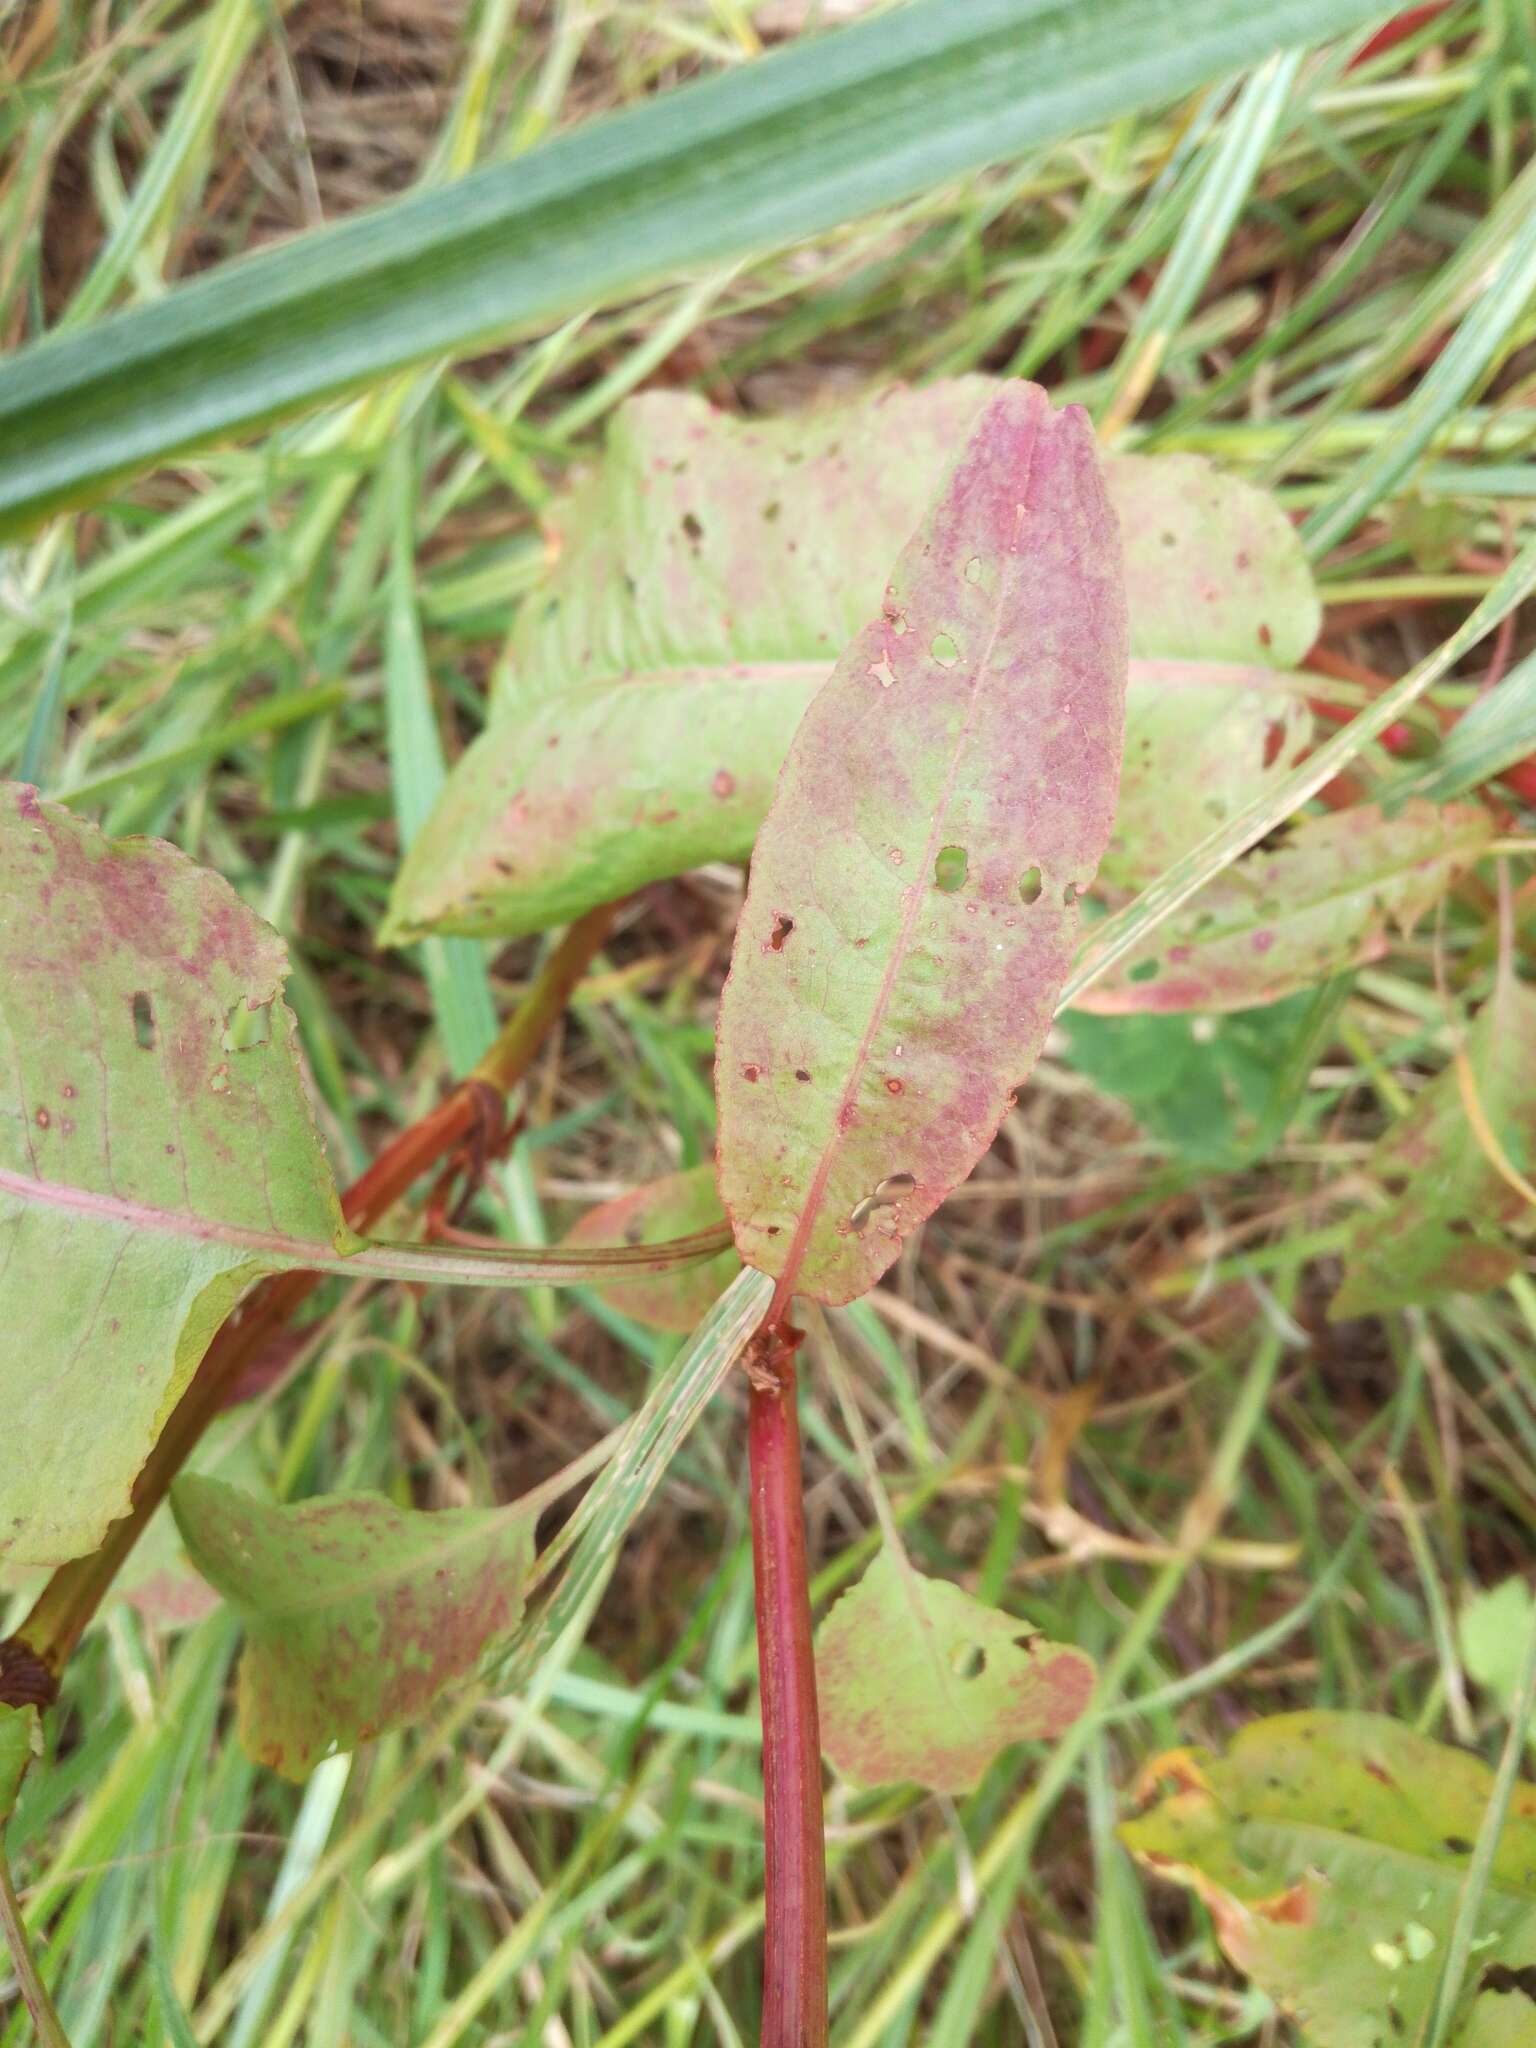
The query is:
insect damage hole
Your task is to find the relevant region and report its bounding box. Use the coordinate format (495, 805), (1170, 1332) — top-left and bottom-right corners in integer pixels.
(930, 632), (960, 669)
(847, 1172), (915, 1234)
(964, 556), (983, 584)
(131, 991), (156, 1050)
(769, 914), (794, 952)
(223, 1000), (273, 1052)
(934, 845), (968, 892)
(1018, 866), (1042, 905)
(950, 1642), (986, 1679)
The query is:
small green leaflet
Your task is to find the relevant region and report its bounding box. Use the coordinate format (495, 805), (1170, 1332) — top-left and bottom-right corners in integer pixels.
(1335, 970), (1536, 1316)
(715, 383), (1127, 1304)
(815, 1551), (1093, 1793)
(1122, 1712), (1536, 2048)
(172, 1478), (537, 1780)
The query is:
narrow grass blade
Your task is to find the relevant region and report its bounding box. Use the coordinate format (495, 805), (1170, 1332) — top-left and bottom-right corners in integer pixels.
(0, 0), (1391, 533)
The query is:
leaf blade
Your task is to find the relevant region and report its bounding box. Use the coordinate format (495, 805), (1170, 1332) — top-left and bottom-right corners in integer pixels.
(816, 1552), (1094, 1793)
(715, 384), (1127, 1305)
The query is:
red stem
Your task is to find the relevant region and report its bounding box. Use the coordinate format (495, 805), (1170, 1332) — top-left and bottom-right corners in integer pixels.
(748, 1343), (828, 2048)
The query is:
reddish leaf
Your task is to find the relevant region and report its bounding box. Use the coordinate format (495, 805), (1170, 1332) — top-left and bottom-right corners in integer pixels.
(715, 384), (1126, 1306)
(562, 1164), (738, 1332)
(816, 1552), (1093, 1792)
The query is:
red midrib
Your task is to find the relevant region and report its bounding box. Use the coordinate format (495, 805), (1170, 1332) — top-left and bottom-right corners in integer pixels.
(766, 405), (1040, 1322)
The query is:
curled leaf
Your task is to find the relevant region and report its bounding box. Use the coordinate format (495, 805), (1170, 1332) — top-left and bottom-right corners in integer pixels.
(1077, 800), (1493, 1015)
(562, 1163), (739, 1332)
(816, 1551), (1093, 1792)
(715, 383), (1127, 1304)
(173, 1476), (536, 1779)
(1122, 1712), (1536, 2048)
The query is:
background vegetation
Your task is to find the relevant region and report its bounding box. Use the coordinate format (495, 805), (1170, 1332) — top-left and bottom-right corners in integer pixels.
(1, 1), (1534, 2041)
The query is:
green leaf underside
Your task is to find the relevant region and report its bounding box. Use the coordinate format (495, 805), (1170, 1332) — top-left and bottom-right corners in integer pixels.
(1334, 973), (1536, 1316)
(172, 1477), (536, 1780)
(1121, 1712), (1536, 2048)
(0, 785), (348, 1567)
(815, 1551), (1094, 1793)
(715, 383), (1127, 1305)
(1074, 800), (1494, 1016)
(562, 1164), (739, 1333)
(384, 382), (1318, 943)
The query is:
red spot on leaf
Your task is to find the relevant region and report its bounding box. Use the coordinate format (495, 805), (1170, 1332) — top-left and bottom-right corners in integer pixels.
(884, 1077), (904, 1095)
(712, 769), (736, 798)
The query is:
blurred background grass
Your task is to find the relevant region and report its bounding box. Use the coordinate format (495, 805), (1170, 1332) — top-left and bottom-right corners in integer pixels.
(2, 1), (1535, 2041)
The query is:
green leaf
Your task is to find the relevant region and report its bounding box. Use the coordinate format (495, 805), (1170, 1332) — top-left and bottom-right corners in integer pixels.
(1058, 986), (1328, 1169)
(1121, 1712), (1536, 2048)
(815, 1550), (1093, 1793)
(0, 784), (351, 1568)
(388, 383), (1314, 944)
(562, 1164), (739, 1334)
(715, 384), (1127, 1305)
(1077, 800), (1493, 1015)
(0, 0), (1389, 535)
(1461, 1580), (1536, 1721)
(171, 1477), (536, 1780)
(1334, 972), (1536, 1317)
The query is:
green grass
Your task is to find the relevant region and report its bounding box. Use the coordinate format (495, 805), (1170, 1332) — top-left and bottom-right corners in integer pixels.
(2, 2), (1535, 2042)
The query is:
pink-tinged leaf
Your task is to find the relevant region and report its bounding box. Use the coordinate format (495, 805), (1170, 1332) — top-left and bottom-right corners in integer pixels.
(815, 1552), (1093, 1793)
(172, 1476), (535, 1779)
(1103, 660), (1313, 891)
(715, 384), (1127, 1306)
(1076, 800), (1493, 1016)
(386, 384), (1315, 945)
(0, 784), (349, 1567)
(563, 1164), (738, 1332)
(1101, 450), (1319, 670)
(1334, 970), (1536, 1316)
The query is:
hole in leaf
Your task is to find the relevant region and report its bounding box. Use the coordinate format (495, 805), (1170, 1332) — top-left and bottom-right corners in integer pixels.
(848, 1172), (914, 1234)
(769, 914), (794, 952)
(950, 1642), (986, 1679)
(762, 500), (781, 523)
(964, 556), (983, 584)
(681, 512), (704, 548)
(131, 992), (156, 1050)
(223, 1000), (273, 1052)
(930, 632), (960, 669)
(1128, 958), (1159, 984)
(1062, 882), (1079, 907)
(741, 1064), (761, 1083)
(795, 1068), (811, 1082)
(1161, 530), (1177, 548)
(1019, 866), (1042, 905)
(934, 845), (968, 892)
